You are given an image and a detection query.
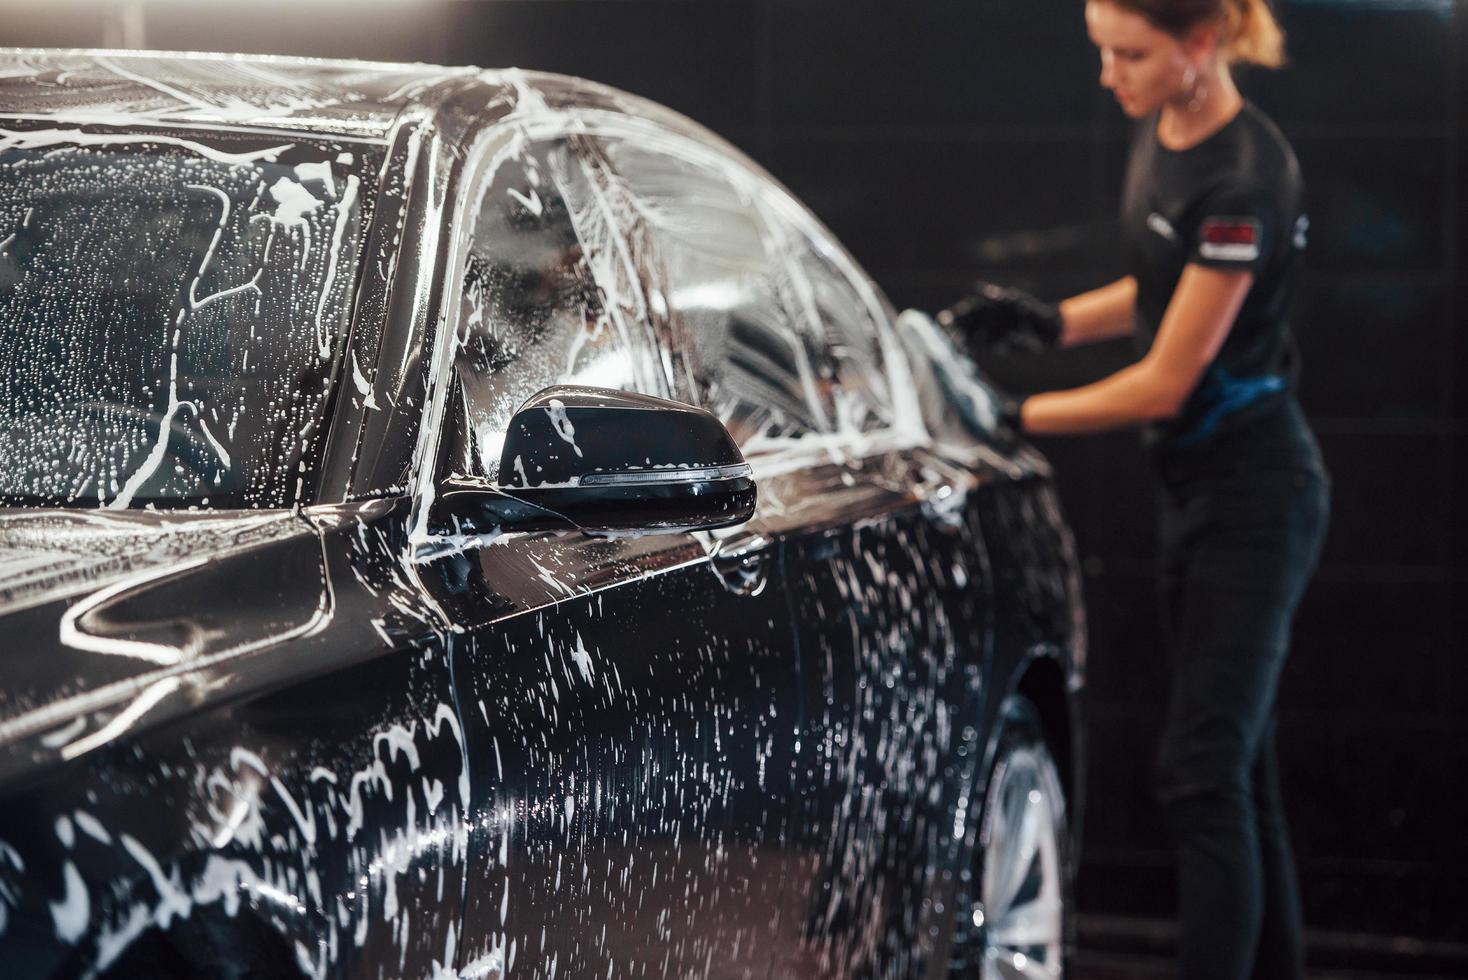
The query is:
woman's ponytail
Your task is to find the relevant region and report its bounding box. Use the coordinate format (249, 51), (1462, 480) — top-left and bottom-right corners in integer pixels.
(1103, 0), (1287, 69)
(1223, 0), (1286, 68)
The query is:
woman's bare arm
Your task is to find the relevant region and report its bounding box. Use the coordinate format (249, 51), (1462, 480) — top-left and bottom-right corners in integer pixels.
(1022, 265), (1253, 435)
(1057, 276), (1139, 348)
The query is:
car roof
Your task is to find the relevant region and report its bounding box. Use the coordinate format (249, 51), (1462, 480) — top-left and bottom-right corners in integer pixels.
(0, 48), (481, 140)
(1, 48), (756, 166)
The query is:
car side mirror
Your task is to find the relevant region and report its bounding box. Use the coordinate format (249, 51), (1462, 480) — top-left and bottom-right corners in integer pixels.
(430, 386), (757, 536)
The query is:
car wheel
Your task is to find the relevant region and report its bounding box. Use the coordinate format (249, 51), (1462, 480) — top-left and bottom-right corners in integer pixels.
(951, 695), (1070, 979)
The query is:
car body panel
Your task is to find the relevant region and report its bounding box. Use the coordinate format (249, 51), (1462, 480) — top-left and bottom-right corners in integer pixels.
(427, 531), (798, 978)
(774, 454), (993, 976)
(0, 509), (326, 777)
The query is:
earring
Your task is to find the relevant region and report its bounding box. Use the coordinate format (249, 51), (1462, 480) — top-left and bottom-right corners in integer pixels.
(1185, 64), (1207, 113)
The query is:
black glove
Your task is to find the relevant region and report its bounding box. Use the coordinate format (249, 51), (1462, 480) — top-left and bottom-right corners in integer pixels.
(937, 280), (1063, 356)
(996, 391), (1026, 438)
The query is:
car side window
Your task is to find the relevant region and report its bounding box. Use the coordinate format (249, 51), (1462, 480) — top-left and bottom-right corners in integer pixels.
(591, 135), (897, 456)
(589, 137), (826, 449)
(443, 137), (667, 482)
(775, 209), (898, 438)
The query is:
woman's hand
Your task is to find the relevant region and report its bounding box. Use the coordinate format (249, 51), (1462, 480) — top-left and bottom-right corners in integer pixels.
(937, 281), (1064, 356)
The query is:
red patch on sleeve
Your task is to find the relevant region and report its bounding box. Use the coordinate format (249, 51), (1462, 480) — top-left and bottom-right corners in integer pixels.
(1201, 218), (1259, 246)
(1197, 217), (1262, 262)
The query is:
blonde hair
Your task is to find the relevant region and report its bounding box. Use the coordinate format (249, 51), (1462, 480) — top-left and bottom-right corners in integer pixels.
(1104, 0), (1287, 68)
(1222, 0), (1286, 68)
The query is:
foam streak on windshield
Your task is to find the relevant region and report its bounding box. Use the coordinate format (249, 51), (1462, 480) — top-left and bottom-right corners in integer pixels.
(0, 128), (376, 509)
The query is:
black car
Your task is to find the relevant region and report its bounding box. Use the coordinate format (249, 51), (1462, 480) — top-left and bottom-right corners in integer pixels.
(0, 50), (1085, 979)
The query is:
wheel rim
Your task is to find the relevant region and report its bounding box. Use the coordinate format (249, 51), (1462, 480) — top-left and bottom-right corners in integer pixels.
(976, 746), (1064, 980)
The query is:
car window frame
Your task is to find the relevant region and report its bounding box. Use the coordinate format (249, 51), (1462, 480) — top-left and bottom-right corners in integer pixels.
(406, 102), (934, 558)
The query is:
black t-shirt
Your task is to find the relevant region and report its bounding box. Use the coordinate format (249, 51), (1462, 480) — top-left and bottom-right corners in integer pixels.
(1121, 100), (1308, 450)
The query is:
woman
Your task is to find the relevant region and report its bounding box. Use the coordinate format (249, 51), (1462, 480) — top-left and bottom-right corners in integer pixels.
(939, 1), (1329, 977)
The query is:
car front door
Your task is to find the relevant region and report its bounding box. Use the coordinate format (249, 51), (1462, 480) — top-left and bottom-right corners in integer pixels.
(408, 131), (799, 980)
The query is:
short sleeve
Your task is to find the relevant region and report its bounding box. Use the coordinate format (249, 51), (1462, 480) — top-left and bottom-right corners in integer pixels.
(1187, 181), (1277, 272)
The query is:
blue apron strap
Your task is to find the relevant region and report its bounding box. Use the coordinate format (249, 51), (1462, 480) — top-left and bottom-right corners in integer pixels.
(1170, 367), (1287, 449)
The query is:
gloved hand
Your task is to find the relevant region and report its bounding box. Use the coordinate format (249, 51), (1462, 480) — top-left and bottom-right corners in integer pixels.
(937, 280), (1063, 356)
(896, 309), (1026, 443)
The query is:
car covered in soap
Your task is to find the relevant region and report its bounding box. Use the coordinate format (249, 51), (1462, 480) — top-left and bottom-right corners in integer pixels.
(0, 49), (1085, 979)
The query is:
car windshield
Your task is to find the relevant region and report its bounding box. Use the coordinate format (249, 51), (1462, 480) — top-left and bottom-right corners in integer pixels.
(0, 126), (377, 509)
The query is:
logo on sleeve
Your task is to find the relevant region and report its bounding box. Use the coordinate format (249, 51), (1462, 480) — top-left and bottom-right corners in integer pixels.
(1198, 217), (1262, 262)
(1293, 214), (1310, 250)
(1146, 212), (1179, 243)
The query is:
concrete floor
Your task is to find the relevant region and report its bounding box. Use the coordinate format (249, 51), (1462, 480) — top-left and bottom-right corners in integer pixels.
(1072, 955), (1467, 980)
(1073, 915), (1468, 979)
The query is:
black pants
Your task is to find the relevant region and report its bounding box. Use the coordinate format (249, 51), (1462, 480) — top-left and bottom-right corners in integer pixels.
(1152, 400), (1330, 980)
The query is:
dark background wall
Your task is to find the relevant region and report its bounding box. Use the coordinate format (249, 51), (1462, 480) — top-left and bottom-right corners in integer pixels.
(6, 0), (1465, 963)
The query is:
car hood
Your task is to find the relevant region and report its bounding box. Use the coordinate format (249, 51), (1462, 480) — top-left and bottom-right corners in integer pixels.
(0, 509), (307, 614)
(0, 508), (329, 765)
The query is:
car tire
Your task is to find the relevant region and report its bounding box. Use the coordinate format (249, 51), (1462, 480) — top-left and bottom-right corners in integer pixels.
(950, 694), (1071, 979)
